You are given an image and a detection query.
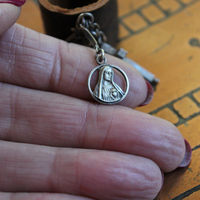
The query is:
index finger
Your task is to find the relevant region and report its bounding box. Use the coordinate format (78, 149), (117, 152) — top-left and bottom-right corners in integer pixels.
(0, 23), (149, 108)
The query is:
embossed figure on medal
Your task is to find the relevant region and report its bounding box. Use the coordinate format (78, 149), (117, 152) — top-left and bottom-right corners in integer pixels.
(76, 13), (129, 105)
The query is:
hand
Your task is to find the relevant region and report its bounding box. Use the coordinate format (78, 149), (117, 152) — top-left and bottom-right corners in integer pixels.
(0, 2), (191, 200)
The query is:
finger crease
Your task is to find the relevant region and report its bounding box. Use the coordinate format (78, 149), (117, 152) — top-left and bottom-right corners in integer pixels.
(78, 103), (90, 148)
(68, 44), (82, 95)
(101, 107), (116, 149)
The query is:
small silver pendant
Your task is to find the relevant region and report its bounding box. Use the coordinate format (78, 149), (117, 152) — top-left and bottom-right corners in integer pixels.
(88, 63), (129, 105)
(76, 13), (129, 105)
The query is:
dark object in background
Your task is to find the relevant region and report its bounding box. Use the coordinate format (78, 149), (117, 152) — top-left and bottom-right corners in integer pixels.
(38, 0), (118, 47)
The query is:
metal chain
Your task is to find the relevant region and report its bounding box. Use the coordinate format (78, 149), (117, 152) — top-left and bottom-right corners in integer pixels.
(89, 23), (107, 46)
(76, 13), (107, 47)
(67, 12), (159, 86)
(67, 13), (107, 47)
(95, 48), (107, 64)
(76, 13), (107, 64)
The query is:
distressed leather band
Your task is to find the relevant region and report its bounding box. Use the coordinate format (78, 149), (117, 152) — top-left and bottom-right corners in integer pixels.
(38, 0), (118, 47)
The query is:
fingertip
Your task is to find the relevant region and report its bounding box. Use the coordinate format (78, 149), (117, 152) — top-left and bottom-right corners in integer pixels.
(0, 4), (21, 35)
(108, 56), (148, 108)
(124, 68), (148, 108)
(160, 123), (186, 172)
(138, 80), (154, 107)
(178, 139), (192, 168)
(0, 0), (26, 6)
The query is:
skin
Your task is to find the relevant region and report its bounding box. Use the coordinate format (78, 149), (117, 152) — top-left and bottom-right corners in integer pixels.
(0, 3), (186, 200)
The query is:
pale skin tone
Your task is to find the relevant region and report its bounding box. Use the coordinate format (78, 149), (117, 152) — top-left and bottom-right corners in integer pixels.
(0, 3), (186, 200)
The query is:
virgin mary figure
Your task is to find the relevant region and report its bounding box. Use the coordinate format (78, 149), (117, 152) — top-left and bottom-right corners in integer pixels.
(93, 65), (125, 102)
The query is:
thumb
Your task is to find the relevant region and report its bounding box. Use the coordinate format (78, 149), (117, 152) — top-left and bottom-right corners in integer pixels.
(0, 1), (25, 35)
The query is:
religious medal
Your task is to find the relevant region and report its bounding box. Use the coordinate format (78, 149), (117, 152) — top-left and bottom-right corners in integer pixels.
(76, 13), (129, 105)
(88, 64), (129, 104)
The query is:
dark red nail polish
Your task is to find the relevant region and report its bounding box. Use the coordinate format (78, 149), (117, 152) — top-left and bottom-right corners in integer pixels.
(139, 80), (154, 107)
(0, 0), (26, 6)
(178, 139), (192, 168)
(160, 172), (164, 190)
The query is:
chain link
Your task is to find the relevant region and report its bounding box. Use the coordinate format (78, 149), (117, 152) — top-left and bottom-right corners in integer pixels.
(77, 13), (107, 46)
(88, 23), (107, 46)
(67, 13), (107, 47)
(95, 48), (107, 64)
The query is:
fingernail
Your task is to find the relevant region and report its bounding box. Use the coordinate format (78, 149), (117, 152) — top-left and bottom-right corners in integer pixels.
(139, 80), (154, 107)
(178, 139), (192, 168)
(160, 172), (164, 190)
(0, 0), (26, 6)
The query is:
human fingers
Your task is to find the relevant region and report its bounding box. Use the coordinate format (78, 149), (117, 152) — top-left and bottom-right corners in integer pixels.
(0, 23), (150, 108)
(0, 1), (24, 35)
(0, 192), (94, 200)
(0, 140), (163, 200)
(0, 82), (186, 172)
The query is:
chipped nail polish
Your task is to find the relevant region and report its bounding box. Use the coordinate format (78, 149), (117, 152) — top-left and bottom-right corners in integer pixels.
(178, 139), (192, 168)
(0, 0), (26, 6)
(139, 80), (154, 107)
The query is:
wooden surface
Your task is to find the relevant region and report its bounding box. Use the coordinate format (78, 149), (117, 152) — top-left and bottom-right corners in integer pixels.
(17, 0), (200, 199)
